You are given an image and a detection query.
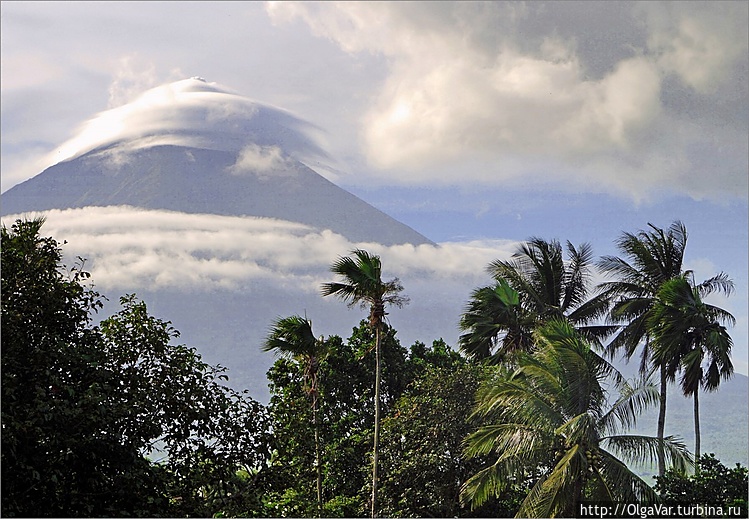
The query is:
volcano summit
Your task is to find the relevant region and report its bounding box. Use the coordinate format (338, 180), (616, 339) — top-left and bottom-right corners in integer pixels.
(1, 78), (431, 247)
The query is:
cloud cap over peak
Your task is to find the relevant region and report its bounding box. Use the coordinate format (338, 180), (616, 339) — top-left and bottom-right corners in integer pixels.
(49, 77), (329, 170)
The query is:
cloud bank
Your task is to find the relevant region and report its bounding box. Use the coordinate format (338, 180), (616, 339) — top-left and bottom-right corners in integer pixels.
(267, 1), (748, 200)
(6, 206), (514, 294)
(3, 206), (745, 378)
(1, 206), (518, 368)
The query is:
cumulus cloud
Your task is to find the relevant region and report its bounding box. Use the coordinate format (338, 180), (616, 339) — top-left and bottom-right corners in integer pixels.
(643, 2), (748, 94)
(267, 1), (748, 200)
(227, 144), (291, 176)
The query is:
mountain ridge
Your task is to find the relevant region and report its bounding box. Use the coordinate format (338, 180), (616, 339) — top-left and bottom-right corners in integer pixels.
(1, 144), (432, 246)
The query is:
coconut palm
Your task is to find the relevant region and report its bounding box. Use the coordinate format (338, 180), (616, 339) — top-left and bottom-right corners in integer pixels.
(461, 319), (692, 518)
(649, 274), (735, 460)
(263, 315), (331, 517)
(321, 249), (407, 519)
(459, 238), (611, 364)
(459, 279), (537, 363)
(596, 221), (689, 476)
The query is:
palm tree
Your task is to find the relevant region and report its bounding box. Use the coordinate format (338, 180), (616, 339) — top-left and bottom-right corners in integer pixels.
(649, 274), (735, 460)
(459, 279), (536, 363)
(263, 315), (331, 517)
(461, 319), (692, 517)
(321, 249), (407, 519)
(459, 238), (611, 364)
(596, 221), (689, 476)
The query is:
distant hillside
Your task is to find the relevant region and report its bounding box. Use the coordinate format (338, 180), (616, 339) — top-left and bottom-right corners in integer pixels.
(616, 361), (748, 478)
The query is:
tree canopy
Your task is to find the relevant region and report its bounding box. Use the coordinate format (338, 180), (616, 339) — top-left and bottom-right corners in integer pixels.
(2, 217), (741, 518)
(1, 218), (270, 517)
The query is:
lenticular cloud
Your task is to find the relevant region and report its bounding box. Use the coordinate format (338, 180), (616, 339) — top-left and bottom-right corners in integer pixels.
(50, 78), (329, 169)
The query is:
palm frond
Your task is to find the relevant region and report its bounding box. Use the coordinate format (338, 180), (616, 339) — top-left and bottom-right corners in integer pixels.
(321, 249), (407, 314)
(562, 241), (594, 312)
(596, 256), (648, 288)
(471, 376), (562, 429)
(601, 434), (693, 473)
(518, 444), (582, 518)
(595, 449), (659, 503)
(463, 423), (554, 461)
(598, 378), (660, 435)
(696, 272), (735, 299)
(459, 281), (534, 362)
(460, 456), (530, 510)
(262, 315), (319, 358)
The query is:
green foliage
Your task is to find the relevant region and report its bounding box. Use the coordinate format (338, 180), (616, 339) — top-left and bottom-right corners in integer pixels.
(460, 238), (611, 364)
(263, 315), (332, 515)
(265, 332), (531, 517)
(1, 218), (270, 517)
(655, 454), (748, 515)
(264, 323), (416, 517)
(5, 217), (737, 519)
(459, 280), (536, 363)
(100, 295), (272, 518)
(597, 221), (690, 370)
(379, 341), (527, 517)
(321, 248), (408, 320)
(321, 248), (409, 518)
(596, 221), (697, 478)
(461, 319), (692, 518)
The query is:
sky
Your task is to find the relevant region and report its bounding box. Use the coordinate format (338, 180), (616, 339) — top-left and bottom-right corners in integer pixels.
(1, 1), (747, 374)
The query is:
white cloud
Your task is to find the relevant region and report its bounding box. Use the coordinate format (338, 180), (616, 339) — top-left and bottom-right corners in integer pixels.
(1, 206), (513, 293)
(0, 206), (520, 361)
(228, 144), (291, 176)
(46, 78), (329, 172)
(3, 206), (745, 378)
(3, 2), (745, 200)
(642, 2), (748, 94)
(267, 2), (748, 200)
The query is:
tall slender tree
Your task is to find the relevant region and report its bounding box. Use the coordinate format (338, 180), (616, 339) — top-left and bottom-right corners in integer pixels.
(649, 274), (735, 461)
(596, 221), (689, 476)
(263, 315), (331, 517)
(461, 319), (692, 518)
(321, 249), (407, 519)
(460, 238), (611, 364)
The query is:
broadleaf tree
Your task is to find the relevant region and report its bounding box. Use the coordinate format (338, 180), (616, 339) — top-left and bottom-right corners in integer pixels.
(1, 218), (271, 517)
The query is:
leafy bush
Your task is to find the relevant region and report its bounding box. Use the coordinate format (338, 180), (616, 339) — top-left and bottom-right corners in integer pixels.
(655, 453), (747, 516)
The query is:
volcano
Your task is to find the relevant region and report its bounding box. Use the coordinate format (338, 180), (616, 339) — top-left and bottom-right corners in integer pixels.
(0, 78), (441, 399)
(1, 78), (431, 247)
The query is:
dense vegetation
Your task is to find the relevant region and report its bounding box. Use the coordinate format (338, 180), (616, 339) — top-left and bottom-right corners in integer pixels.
(2, 217), (745, 518)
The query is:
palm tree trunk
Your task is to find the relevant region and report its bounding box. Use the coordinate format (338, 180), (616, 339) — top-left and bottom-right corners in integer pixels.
(693, 389), (700, 468)
(371, 325), (382, 519)
(657, 362), (667, 477)
(314, 394), (322, 517)
(569, 473), (585, 518)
